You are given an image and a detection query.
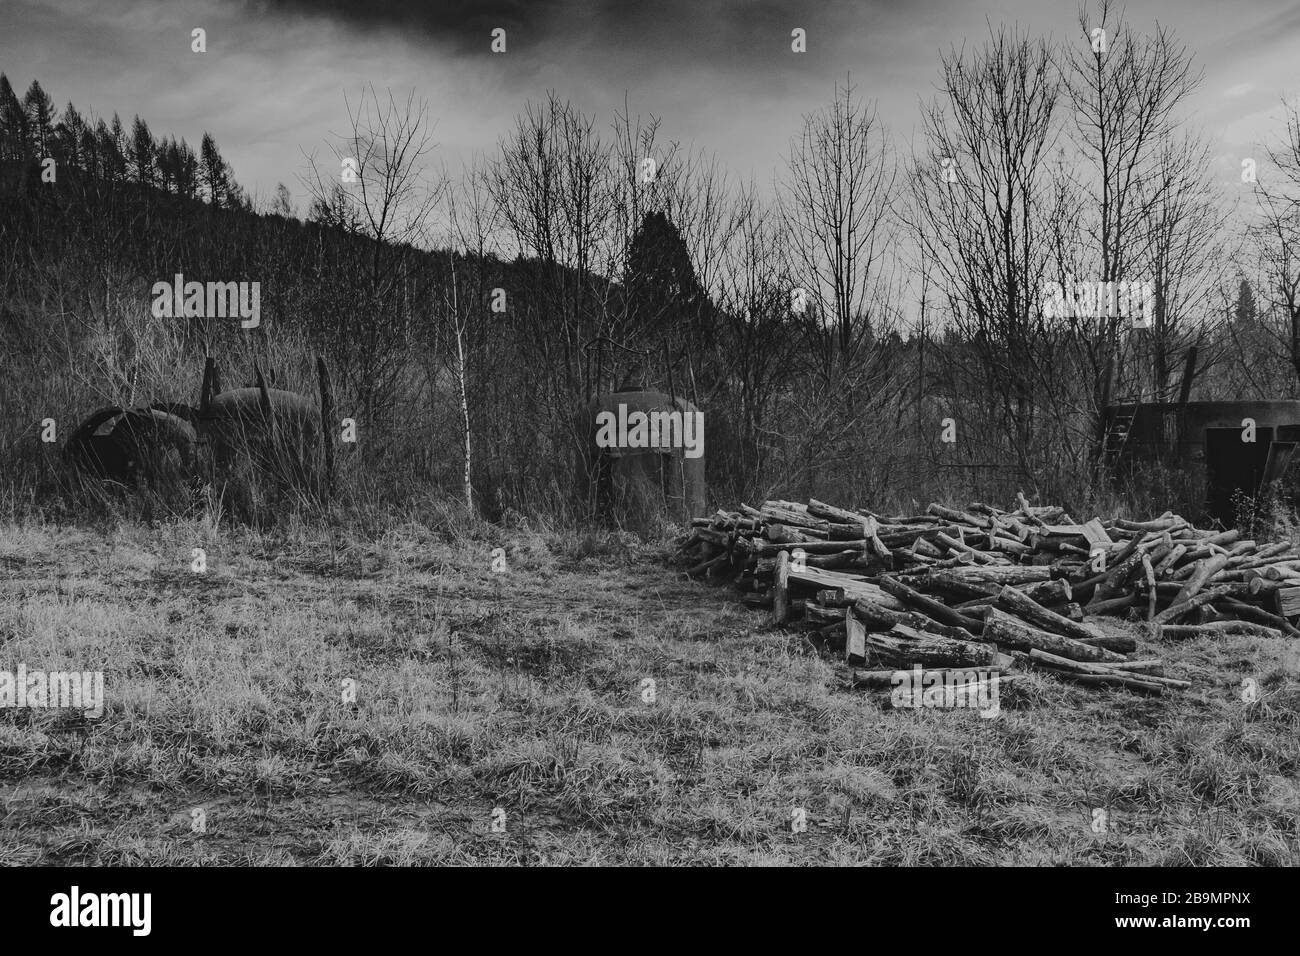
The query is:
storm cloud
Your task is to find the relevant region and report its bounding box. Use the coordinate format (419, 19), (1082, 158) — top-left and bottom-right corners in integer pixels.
(1, 0), (1296, 202)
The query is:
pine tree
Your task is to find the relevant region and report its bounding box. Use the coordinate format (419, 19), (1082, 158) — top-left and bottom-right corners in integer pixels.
(108, 114), (128, 181)
(1235, 279), (1256, 327)
(176, 138), (199, 198)
(22, 80), (56, 156)
(156, 135), (178, 192)
(80, 119), (100, 175)
(95, 118), (122, 181)
(200, 131), (228, 206)
(0, 74), (28, 160)
(56, 101), (87, 169)
(129, 115), (154, 185)
(625, 210), (708, 340)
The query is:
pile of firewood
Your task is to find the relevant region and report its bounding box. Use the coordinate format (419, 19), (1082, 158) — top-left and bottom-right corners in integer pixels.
(679, 495), (1300, 695)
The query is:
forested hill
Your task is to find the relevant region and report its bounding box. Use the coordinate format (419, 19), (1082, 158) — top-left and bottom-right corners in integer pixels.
(0, 73), (713, 520)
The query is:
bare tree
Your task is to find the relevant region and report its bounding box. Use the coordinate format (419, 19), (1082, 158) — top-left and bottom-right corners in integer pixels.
(908, 26), (1069, 481)
(1131, 132), (1233, 401)
(490, 93), (617, 404)
(709, 182), (793, 498)
(301, 86), (444, 423)
(1252, 98), (1300, 387)
(780, 74), (895, 373)
(440, 158), (505, 510)
(1063, 0), (1202, 445)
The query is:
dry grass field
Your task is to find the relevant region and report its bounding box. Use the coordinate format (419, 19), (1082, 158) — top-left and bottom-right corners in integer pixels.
(1, 512), (1298, 866)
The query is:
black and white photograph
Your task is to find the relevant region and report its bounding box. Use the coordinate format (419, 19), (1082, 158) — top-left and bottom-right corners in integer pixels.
(0, 0), (1293, 916)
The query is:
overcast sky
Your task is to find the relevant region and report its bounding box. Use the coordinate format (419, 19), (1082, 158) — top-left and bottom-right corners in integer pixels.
(3, 0), (1298, 207)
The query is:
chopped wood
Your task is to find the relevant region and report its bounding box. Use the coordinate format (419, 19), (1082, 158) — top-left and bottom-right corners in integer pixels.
(1171, 553), (1232, 605)
(1153, 584), (1237, 624)
(992, 585), (1103, 645)
(865, 625), (998, 668)
(679, 492), (1300, 699)
(879, 576), (984, 634)
(845, 614), (867, 665)
(1019, 578), (1072, 605)
(771, 550), (791, 625)
(983, 607), (1126, 663)
(1155, 621), (1285, 640)
(1275, 585), (1300, 618)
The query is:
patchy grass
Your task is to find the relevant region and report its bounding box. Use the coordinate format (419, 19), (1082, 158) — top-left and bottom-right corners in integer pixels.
(0, 518), (1297, 865)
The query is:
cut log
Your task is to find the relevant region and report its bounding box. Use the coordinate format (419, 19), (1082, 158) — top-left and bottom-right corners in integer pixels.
(1142, 553), (1157, 621)
(1274, 585), (1300, 618)
(1159, 541), (1190, 580)
(935, 532), (999, 564)
(850, 600), (982, 645)
(1217, 598), (1300, 637)
(786, 567), (907, 609)
(767, 523), (824, 544)
(1091, 544), (1150, 602)
(852, 598), (911, 630)
(1018, 578), (1072, 605)
(982, 607), (1126, 662)
(845, 614), (867, 665)
(1026, 649), (1189, 688)
(878, 577), (984, 634)
(1042, 671), (1164, 694)
(806, 604), (847, 624)
(747, 539), (870, 557)
(1084, 592), (1138, 615)
(928, 569), (1001, 599)
(935, 565), (1053, 585)
(1171, 553), (1232, 605)
(1152, 584), (1236, 625)
(992, 585), (1104, 645)
(1155, 621), (1284, 640)
(864, 625), (998, 668)
(771, 550), (791, 625)
(927, 503), (988, 528)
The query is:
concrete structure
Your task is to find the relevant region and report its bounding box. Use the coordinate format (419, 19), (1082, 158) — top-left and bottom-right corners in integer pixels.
(1105, 400), (1300, 524)
(576, 389), (706, 524)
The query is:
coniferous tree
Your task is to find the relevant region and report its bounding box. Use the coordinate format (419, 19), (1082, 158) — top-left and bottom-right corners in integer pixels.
(625, 210), (710, 347)
(22, 80), (56, 156)
(200, 131), (229, 206)
(129, 114), (155, 185)
(94, 118), (120, 180)
(156, 135), (177, 192)
(56, 101), (87, 169)
(109, 114), (128, 181)
(0, 74), (28, 160)
(176, 138), (199, 198)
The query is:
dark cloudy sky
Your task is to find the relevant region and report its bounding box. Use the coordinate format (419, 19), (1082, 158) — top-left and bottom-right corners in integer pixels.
(3, 0), (1298, 205)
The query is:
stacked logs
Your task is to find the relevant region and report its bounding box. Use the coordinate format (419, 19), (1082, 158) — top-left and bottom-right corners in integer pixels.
(680, 496), (1300, 694)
